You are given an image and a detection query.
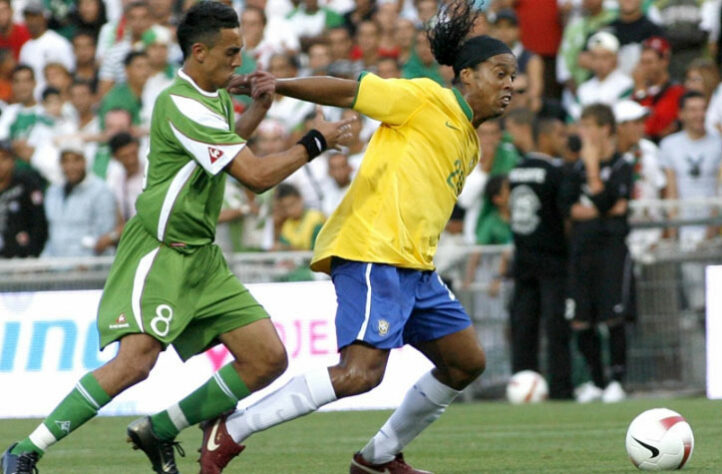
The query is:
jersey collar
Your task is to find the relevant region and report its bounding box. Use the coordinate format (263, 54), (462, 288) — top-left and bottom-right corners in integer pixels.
(178, 68), (219, 98)
(452, 88), (473, 122)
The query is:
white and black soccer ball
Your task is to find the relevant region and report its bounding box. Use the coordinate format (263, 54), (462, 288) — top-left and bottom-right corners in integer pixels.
(625, 408), (694, 470)
(505, 370), (548, 404)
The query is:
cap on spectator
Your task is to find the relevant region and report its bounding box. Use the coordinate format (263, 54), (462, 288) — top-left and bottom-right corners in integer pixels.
(642, 36), (670, 56)
(587, 31), (619, 54)
(493, 9), (518, 25)
(614, 100), (650, 123)
(23, 0), (47, 16)
(142, 25), (172, 48)
(59, 139), (85, 158)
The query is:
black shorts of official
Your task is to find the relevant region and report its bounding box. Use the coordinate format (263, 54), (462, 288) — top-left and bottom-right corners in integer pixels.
(566, 238), (634, 324)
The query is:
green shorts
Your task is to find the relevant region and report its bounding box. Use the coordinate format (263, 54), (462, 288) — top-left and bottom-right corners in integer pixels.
(97, 218), (269, 361)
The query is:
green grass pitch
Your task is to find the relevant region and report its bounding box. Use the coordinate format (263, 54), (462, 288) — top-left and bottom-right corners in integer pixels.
(1, 398), (721, 473)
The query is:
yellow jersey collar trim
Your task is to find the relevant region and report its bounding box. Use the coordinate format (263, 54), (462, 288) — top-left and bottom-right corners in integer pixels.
(452, 87), (473, 122)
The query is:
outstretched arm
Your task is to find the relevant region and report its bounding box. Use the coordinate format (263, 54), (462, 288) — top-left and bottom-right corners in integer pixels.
(228, 73), (359, 109)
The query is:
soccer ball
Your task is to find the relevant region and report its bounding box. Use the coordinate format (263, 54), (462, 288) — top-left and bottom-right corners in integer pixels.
(505, 370), (548, 404)
(625, 408), (694, 470)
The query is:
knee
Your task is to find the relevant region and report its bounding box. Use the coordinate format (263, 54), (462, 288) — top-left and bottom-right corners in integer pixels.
(333, 365), (384, 397)
(112, 351), (158, 385)
(252, 343), (288, 381)
(458, 349), (486, 384)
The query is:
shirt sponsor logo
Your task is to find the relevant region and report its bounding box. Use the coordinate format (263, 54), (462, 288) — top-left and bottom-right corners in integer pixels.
(208, 146), (224, 164)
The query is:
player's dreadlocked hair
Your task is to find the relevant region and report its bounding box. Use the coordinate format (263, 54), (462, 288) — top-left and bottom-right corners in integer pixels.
(427, 0), (482, 68)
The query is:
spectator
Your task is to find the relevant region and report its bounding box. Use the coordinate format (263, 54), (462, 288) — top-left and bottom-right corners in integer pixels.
(97, 0), (153, 97)
(0, 140), (47, 258)
(67, 0), (108, 41)
(266, 53), (315, 133)
(632, 36), (685, 143)
(614, 100), (666, 257)
(684, 58), (720, 104)
(504, 107), (535, 155)
(393, 17), (415, 65)
(655, 0), (710, 81)
(72, 30), (99, 92)
(241, 6), (284, 72)
(0, 48), (14, 103)
(374, 1), (400, 58)
(19, 0), (75, 98)
(573, 31), (633, 119)
(287, 0), (344, 51)
(605, 0), (665, 77)
(0, 0), (30, 60)
(91, 108), (135, 180)
(69, 79), (100, 161)
(557, 0), (616, 107)
(376, 55), (401, 79)
(476, 174), (512, 245)
(491, 9), (544, 112)
(140, 25), (177, 124)
(42, 144), (117, 258)
(107, 131), (144, 223)
(99, 51), (152, 130)
(305, 40), (333, 75)
(508, 115), (571, 400)
(352, 20), (382, 71)
(513, 0), (563, 98)
(43, 62), (73, 110)
(339, 108), (367, 169)
(321, 151), (353, 216)
(402, 28), (444, 85)
(274, 183), (326, 250)
(342, 0), (376, 36)
(660, 91), (722, 246)
(507, 72), (530, 110)
(327, 25), (354, 62)
(0, 65), (42, 163)
(561, 103), (633, 404)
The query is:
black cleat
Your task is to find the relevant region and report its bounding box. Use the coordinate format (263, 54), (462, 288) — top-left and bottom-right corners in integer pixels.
(1, 443), (39, 474)
(127, 417), (185, 474)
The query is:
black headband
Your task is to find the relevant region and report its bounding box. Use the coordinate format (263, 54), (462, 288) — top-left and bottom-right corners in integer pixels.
(452, 35), (513, 76)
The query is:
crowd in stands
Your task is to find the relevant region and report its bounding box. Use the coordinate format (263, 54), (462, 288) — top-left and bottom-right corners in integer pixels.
(0, 0), (721, 261)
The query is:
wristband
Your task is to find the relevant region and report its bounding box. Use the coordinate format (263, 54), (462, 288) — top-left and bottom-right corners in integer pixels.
(297, 129), (327, 161)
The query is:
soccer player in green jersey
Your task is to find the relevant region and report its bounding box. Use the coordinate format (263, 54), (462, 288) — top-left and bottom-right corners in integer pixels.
(1, 3), (353, 474)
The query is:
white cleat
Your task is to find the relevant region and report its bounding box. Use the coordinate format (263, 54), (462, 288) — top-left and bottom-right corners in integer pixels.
(602, 381), (627, 403)
(574, 381), (603, 403)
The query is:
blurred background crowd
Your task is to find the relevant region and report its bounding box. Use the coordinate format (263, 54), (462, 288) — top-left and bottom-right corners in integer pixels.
(0, 0), (720, 260)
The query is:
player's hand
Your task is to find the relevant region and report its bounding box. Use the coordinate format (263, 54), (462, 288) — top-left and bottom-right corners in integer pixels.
(226, 74), (252, 95)
(248, 70), (276, 109)
(311, 106), (356, 150)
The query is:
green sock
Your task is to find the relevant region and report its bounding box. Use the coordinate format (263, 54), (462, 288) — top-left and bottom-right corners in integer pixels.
(12, 372), (111, 456)
(150, 363), (250, 440)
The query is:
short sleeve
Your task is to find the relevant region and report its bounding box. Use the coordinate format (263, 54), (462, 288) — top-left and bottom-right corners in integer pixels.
(165, 93), (246, 176)
(352, 73), (424, 126)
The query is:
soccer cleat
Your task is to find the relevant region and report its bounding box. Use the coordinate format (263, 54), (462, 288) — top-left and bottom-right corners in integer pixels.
(127, 417), (185, 474)
(1, 443), (39, 474)
(198, 413), (245, 474)
(602, 381), (627, 403)
(349, 452), (432, 474)
(574, 381), (604, 403)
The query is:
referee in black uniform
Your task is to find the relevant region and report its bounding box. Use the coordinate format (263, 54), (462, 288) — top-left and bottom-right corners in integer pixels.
(560, 104), (633, 403)
(508, 115), (572, 400)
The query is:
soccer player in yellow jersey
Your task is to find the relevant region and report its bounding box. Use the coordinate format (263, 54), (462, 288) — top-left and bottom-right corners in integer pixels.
(199, 1), (517, 473)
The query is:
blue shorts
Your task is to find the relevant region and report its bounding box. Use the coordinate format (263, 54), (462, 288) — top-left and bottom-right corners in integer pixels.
(330, 258), (472, 350)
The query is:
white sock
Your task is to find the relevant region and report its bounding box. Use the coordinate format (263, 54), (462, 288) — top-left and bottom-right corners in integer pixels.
(225, 367), (337, 443)
(359, 371), (460, 464)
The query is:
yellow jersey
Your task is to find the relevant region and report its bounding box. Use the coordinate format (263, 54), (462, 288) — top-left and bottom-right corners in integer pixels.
(310, 73), (480, 274)
(279, 209), (326, 250)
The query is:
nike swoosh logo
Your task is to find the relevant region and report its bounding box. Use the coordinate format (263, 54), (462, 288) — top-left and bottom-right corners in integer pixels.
(350, 458), (391, 473)
(207, 419), (222, 451)
(632, 436), (659, 458)
(445, 121), (461, 131)
(314, 137), (323, 150)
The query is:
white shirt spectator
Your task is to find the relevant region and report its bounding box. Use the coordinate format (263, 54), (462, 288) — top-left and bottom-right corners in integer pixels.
(19, 30), (74, 96)
(106, 161), (144, 221)
(575, 69), (633, 119)
(99, 38), (133, 84)
(320, 176), (350, 216)
(457, 165), (489, 244)
(266, 96), (315, 134)
(284, 157), (328, 211)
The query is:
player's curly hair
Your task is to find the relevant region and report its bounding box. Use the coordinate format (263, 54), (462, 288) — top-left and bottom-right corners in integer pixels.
(427, 0), (483, 67)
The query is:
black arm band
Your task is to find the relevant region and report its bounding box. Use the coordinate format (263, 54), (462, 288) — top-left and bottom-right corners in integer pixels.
(297, 129), (327, 161)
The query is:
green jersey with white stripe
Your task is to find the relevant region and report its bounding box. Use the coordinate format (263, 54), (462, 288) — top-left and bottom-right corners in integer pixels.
(136, 69), (246, 248)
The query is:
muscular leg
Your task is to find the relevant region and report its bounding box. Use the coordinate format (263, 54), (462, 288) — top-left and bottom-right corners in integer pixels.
(359, 326), (486, 464)
(224, 342), (390, 444)
(150, 319), (289, 440)
(13, 334), (162, 455)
